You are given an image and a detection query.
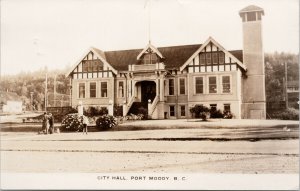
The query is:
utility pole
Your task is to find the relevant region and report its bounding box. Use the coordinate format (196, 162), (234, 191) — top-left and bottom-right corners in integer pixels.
(54, 75), (57, 107)
(285, 62), (288, 109)
(30, 92), (34, 111)
(45, 73), (48, 112)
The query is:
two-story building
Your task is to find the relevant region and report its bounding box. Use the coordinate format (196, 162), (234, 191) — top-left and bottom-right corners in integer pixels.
(66, 5), (266, 119)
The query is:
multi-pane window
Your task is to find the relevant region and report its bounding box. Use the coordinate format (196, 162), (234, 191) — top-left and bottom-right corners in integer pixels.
(170, 106), (175, 117)
(199, 54), (205, 65)
(101, 82), (107, 97)
(180, 105), (186, 117)
(169, 79), (174, 95)
(212, 52), (218, 64)
(79, 83), (85, 98)
(209, 76), (217, 93)
(179, 78), (185, 95)
(195, 77), (204, 94)
(82, 60), (103, 72)
(90, 82), (96, 98)
(224, 104), (231, 112)
(143, 53), (157, 64)
(219, 52), (225, 64)
(118, 81), (124, 98)
(222, 76), (231, 93)
(206, 53), (211, 64)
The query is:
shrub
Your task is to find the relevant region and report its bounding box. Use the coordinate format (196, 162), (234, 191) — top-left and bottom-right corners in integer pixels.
(99, 107), (108, 116)
(84, 106), (98, 117)
(190, 105), (210, 121)
(96, 115), (117, 131)
(271, 108), (299, 120)
(61, 113), (87, 131)
(210, 109), (224, 118)
(137, 107), (148, 119)
(114, 104), (123, 117)
(223, 110), (233, 119)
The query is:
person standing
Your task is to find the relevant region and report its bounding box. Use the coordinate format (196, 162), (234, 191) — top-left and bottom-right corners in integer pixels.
(82, 116), (89, 135)
(42, 112), (49, 134)
(48, 113), (54, 134)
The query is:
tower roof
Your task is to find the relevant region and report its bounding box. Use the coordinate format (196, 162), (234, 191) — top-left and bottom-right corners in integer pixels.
(239, 5), (264, 16)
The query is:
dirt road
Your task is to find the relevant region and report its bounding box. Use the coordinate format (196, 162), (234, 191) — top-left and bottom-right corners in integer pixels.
(1, 130), (298, 173)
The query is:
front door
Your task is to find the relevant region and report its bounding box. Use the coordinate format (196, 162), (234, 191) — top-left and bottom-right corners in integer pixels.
(141, 81), (156, 103)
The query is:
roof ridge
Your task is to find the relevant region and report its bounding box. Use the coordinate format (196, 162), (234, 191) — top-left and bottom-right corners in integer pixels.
(103, 43), (202, 53)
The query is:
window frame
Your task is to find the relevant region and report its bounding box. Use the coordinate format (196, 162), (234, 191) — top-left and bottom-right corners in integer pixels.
(180, 105), (186, 117)
(224, 104), (231, 112)
(208, 76), (218, 94)
(168, 78), (175, 96)
(194, 76), (204, 94)
(221, 75), (232, 94)
(212, 52), (218, 65)
(89, 82), (97, 98)
(169, 105), (175, 117)
(78, 83), (85, 98)
(118, 81), (125, 98)
(179, 78), (186, 95)
(100, 81), (108, 98)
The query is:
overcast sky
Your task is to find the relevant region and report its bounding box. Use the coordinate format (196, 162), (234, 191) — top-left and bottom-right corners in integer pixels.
(1, 0), (299, 75)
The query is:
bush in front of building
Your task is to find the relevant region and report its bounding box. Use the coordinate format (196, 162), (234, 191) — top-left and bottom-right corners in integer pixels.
(84, 106), (108, 117)
(270, 108), (299, 120)
(114, 104), (123, 117)
(96, 114), (117, 131)
(223, 110), (233, 119)
(190, 105), (210, 121)
(60, 113), (85, 131)
(210, 109), (224, 118)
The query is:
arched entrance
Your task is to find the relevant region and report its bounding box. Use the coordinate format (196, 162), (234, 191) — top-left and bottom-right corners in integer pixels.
(140, 81), (156, 103)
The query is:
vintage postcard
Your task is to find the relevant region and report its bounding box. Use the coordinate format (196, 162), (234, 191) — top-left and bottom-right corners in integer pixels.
(0, 0), (299, 190)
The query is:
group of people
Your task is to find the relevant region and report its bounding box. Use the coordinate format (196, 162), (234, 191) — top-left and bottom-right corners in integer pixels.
(40, 112), (56, 134)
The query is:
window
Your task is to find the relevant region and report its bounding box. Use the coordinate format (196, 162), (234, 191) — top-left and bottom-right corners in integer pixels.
(180, 105), (186, 117)
(195, 77), (204, 94)
(90, 82), (96, 98)
(118, 81), (124, 98)
(101, 82), (107, 97)
(79, 83), (85, 98)
(169, 79), (174, 95)
(209, 76), (217, 93)
(219, 52), (225, 64)
(199, 54), (205, 65)
(82, 60), (103, 72)
(210, 104), (217, 111)
(206, 53), (211, 64)
(224, 104), (231, 112)
(212, 52), (218, 64)
(247, 12), (256, 21)
(179, 78), (185, 95)
(143, 53), (157, 64)
(222, 76), (231, 93)
(170, 106), (175, 117)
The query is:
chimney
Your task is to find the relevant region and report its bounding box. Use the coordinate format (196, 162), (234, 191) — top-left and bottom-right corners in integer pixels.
(239, 5), (266, 119)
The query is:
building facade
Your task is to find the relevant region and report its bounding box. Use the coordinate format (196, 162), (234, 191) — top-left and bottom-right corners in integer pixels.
(66, 5), (266, 119)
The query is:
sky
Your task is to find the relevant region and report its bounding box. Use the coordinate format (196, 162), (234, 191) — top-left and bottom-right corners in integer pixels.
(1, 0), (299, 75)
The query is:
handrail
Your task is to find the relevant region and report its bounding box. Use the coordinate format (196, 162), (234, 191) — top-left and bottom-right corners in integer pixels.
(149, 95), (159, 115)
(125, 95), (135, 116)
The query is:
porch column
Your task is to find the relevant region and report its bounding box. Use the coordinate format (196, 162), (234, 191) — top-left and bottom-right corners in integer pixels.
(159, 77), (164, 101)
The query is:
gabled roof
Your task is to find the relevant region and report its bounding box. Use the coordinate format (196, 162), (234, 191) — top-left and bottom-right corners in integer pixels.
(179, 37), (246, 71)
(0, 91), (22, 104)
(239, 5), (264, 15)
(66, 47), (118, 77)
(137, 43), (164, 60)
(67, 40), (244, 75)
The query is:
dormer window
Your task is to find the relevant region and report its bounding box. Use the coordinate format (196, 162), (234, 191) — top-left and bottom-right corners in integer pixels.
(143, 53), (158, 64)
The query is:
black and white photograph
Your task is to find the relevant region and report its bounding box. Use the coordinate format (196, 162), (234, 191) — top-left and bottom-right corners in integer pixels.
(0, 0), (299, 190)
